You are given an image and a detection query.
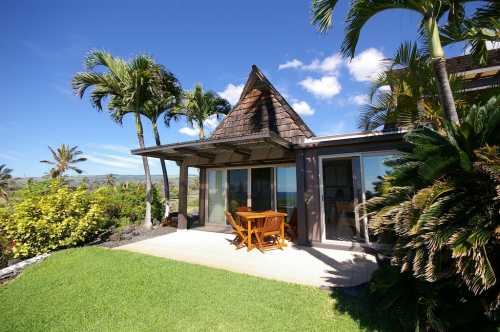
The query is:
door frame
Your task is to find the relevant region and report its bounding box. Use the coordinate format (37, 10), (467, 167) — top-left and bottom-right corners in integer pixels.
(205, 163), (295, 224)
(318, 150), (397, 246)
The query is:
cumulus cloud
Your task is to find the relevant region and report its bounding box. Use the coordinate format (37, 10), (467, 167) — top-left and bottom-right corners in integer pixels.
(218, 83), (244, 105)
(349, 94), (370, 105)
(299, 76), (342, 99)
(279, 53), (343, 74)
(179, 126), (199, 137)
(346, 48), (387, 82)
(203, 114), (220, 129)
(291, 101), (315, 116)
(278, 59), (303, 70)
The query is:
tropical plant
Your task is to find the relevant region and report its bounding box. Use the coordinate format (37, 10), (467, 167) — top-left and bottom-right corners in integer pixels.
(359, 42), (465, 131)
(311, 0), (499, 126)
(40, 144), (87, 178)
(364, 95), (500, 329)
(72, 50), (158, 228)
(94, 182), (162, 227)
(114, 64), (183, 216)
(0, 164), (13, 201)
(0, 179), (108, 258)
(168, 84), (231, 139)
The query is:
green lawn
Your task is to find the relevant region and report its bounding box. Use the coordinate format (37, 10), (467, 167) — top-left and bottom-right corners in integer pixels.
(0, 247), (373, 331)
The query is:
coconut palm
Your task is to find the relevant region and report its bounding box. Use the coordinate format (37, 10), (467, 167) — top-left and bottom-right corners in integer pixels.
(72, 50), (157, 228)
(40, 144), (87, 178)
(168, 84), (231, 139)
(364, 95), (500, 328)
(359, 42), (465, 131)
(311, 0), (498, 126)
(0, 164), (13, 200)
(115, 65), (182, 217)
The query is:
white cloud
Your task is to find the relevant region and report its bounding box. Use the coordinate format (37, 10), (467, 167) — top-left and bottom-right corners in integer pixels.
(299, 76), (342, 99)
(218, 83), (244, 105)
(349, 94), (370, 105)
(278, 59), (303, 70)
(88, 144), (132, 154)
(487, 41), (500, 50)
(0, 152), (19, 161)
(179, 126), (199, 137)
(302, 53), (343, 73)
(203, 114), (220, 129)
(291, 101), (315, 116)
(346, 48), (387, 82)
(279, 53), (343, 74)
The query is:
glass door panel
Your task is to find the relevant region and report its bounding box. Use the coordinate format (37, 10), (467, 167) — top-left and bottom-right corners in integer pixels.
(251, 167), (273, 211)
(207, 169), (226, 225)
(322, 157), (363, 241)
(227, 169), (248, 213)
(276, 166), (297, 222)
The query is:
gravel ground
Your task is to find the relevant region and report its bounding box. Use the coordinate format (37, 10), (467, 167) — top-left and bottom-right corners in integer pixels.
(100, 226), (177, 248)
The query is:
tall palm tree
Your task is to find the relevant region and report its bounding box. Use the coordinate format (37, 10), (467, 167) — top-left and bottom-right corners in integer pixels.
(40, 144), (87, 178)
(116, 65), (183, 217)
(311, 0), (496, 126)
(168, 84), (231, 139)
(72, 50), (158, 228)
(359, 42), (464, 131)
(0, 164), (13, 201)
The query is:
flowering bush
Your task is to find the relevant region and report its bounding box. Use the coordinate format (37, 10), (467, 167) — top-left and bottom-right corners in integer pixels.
(0, 180), (108, 258)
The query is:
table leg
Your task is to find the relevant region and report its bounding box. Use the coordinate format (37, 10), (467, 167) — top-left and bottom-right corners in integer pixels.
(247, 219), (252, 251)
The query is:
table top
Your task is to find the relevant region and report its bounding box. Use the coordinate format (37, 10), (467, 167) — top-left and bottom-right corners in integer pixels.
(236, 210), (287, 220)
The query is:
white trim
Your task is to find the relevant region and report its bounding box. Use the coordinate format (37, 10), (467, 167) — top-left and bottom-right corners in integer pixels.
(305, 129), (407, 144)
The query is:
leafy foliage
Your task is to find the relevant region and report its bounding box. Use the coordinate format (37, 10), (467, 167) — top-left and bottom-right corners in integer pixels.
(40, 144), (87, 178)
(0, 164), (13, 201)
(167, 84), (231, 139)
(94, 182), (162, 227)
(0, 180), (108, 258)
(364, 95), (500, 329)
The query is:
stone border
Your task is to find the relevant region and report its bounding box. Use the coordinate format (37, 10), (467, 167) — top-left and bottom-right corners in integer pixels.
(0, 253), (51, 282)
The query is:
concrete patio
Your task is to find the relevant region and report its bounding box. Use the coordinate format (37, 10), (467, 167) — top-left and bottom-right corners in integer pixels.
(116, 230), (378, 288)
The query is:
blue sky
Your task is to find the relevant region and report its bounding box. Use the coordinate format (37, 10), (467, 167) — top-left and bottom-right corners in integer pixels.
(1, 0), (469, 177)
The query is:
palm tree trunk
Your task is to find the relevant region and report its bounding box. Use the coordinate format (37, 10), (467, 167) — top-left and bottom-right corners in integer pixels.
(152, 120), (171, 219)
(198, 120), (205, 140)
(425, 17), (460, 125)
(135, 112), (153, 229)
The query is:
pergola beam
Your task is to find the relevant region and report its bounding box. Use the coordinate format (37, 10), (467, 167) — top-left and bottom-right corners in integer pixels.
(173, 147), (215, 161)
(213, 143), (252, 157)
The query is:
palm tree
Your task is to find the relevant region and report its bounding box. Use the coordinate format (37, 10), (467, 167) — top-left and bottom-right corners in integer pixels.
(116, 65), (183, 217)
(364, 95), (500, 328)
(72, 50), (158, 229)
(168, 84), (231, 139)
(0, 164), (13, 201)
(104, 174), (116, 187)
(40, 145), (87, 178)
(359, 42), (464, 131)
(311, 0), (496, 126)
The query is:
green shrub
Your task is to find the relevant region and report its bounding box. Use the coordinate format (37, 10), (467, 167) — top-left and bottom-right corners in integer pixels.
(93, 183), (162, 227)
(0, 180), (108, 258)
(0, 231), (12, 268)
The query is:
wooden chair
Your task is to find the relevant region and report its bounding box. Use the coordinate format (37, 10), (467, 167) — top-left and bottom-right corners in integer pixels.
(235, 206), (251, 226)
(255, 215), (284, 251)
(225, 211), (248, 249)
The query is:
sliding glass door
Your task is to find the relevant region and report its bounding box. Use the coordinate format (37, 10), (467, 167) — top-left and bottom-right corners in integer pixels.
(276, 166), (297, 222)
(207, 169), (226, 225)
(227, 169), (248, 213)
(206, 165), (297, 225)
(251, 167), (273, 211)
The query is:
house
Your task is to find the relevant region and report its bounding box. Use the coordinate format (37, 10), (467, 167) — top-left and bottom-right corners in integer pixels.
(132, 50), (500, 250)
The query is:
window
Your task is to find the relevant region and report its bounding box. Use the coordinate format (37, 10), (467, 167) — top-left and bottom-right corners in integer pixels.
(276, 166), (297, 222)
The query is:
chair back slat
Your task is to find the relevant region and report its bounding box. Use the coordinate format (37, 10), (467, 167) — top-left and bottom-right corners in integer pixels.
(261, 216), (282, 233)
(236, 206), (251, 212)
(225, 212), (240, 231)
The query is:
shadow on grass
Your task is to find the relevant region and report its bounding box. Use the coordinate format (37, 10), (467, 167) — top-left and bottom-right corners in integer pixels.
(294, 245), (401, 331)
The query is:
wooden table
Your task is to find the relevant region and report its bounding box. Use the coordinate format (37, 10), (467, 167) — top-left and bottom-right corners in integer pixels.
(236, 211), (287, 251)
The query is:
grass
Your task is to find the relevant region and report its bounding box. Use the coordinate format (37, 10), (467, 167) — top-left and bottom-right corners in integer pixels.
(0, 247), (369, 332)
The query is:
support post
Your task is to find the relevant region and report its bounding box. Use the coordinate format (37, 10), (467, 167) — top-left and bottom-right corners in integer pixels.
(296, 149), (309, 245)
(178, 164), (189, 230)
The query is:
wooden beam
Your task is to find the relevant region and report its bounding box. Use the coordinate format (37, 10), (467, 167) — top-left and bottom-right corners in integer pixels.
(177, 164), (188, 230)
(213, 143), (252, 157)
(173, 147), (215, 160)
